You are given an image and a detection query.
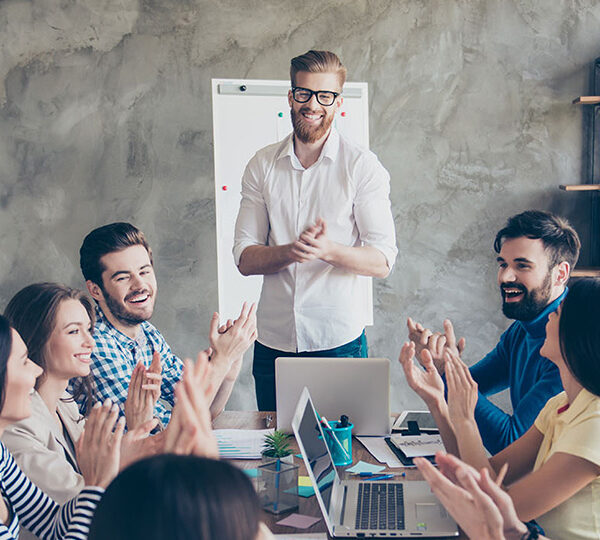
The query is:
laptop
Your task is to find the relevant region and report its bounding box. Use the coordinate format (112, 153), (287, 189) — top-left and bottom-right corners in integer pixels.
(291, 388), (459, 538)
(276, 357), (391, 435)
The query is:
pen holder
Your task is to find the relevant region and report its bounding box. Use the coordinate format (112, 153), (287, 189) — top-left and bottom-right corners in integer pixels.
(323, 422), (353, 466)
(256, 459), (299, 515)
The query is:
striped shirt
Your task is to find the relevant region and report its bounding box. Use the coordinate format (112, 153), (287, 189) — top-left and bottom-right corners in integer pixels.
(69, 305), (182, 427)
(0, 442), (103, 539)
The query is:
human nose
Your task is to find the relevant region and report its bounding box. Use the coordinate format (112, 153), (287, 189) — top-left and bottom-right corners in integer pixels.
(30, 360), (43, 379)
(130, 273), (144, 290)
(82, 329), (94, 348)
(499, 265), (516, 283)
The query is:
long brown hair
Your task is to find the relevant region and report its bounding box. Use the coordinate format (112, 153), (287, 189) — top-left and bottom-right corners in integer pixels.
(4, 282), (95, 405)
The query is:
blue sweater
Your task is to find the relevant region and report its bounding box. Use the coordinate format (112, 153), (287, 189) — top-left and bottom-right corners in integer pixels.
(471, 290), (565, 455)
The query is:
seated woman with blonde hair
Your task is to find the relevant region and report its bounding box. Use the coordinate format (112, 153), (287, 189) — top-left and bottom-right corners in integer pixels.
(400, 278), (600, 540)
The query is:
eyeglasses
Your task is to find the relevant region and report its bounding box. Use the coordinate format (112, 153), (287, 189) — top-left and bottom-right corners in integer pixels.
(291, 87), (340, 107)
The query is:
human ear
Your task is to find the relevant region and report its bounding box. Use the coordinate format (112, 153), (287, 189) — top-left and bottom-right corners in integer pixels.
(553, 261), (570, 287)
(86, 280), (104, 303)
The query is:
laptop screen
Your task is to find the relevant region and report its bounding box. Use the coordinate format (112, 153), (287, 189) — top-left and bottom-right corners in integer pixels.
(296, 394), (337, 512)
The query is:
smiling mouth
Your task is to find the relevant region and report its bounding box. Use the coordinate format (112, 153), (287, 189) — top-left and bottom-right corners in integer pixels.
(300, 110), (323, 122)
(126, 292), (151, 305)
(502, 286), (525, 302)
(75, 353), (91, 363)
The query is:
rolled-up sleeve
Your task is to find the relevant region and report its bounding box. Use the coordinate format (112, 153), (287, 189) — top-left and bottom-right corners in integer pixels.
(353, 153), (398, 270)
(233, 155), (270, 266)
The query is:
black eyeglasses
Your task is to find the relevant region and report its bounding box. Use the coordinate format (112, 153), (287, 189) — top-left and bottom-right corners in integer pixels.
(291, 87), (340, 107)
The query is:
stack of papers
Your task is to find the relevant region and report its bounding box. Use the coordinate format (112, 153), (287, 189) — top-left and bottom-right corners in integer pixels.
(390, 434), (444, 458)
(356, 437), (404, 467)
(215, 428), (274, 459)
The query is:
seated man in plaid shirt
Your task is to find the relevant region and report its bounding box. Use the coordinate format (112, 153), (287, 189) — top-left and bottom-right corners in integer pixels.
(70, 222), (256, 428)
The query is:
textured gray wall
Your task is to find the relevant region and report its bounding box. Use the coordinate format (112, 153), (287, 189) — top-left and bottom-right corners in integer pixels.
(1, 0), (598, 412)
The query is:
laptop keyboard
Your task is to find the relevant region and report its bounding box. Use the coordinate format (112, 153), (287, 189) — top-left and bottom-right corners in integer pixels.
(355, 482), (405, 530)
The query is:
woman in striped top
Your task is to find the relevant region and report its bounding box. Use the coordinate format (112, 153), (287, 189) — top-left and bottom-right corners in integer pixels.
(0, 313), (122, 539)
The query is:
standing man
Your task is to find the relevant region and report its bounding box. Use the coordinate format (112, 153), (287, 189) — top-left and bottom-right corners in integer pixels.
(406, 210), (581, 454)
(234, 50), (397, 410)
(74, 222), (256, 427)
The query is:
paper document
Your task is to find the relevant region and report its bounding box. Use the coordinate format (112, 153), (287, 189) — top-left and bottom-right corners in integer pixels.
(356, 436), (404, 468)
(215, 428), (274, 459)
(390, 433), (445, 458)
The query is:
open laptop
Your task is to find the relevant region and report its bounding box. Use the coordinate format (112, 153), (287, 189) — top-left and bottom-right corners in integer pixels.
(276, 357), (390, 435)
(292, 388), (458, 538)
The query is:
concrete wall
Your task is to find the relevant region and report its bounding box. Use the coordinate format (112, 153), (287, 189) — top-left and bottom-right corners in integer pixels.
(1, 0), (598, 412)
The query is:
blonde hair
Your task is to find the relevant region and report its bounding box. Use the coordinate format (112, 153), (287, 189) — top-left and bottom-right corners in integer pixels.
(290, 50), (347, 88)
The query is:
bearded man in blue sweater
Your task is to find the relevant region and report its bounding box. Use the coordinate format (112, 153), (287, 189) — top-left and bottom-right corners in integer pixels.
(407, 210), (581, 454)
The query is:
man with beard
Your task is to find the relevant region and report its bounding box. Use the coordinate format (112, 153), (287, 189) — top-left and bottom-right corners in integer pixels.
(73, 222), (257, 427)
(406, 210), (580, 454)
(233, 50), (397, 410)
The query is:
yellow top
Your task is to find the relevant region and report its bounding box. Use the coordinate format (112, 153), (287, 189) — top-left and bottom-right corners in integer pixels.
(533, 389), (600, 540)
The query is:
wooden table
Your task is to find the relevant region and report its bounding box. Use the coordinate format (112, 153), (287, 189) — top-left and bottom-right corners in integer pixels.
(214, 411), (466, 538)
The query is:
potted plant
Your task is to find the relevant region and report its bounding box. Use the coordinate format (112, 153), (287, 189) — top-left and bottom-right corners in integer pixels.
(257, 431), (298, 514)
(262, 430), (293, 464)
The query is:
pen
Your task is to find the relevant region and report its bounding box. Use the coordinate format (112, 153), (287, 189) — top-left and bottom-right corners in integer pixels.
(320, 415), (352, 462)
(352, 472), (405, 477)
(365, 474), (394, 481)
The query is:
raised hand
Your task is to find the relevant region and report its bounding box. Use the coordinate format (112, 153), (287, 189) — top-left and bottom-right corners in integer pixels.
(414, 453), (506, 540)
(77, 399), (124, 488)
(124, 352), (162, 430)
(209, 302), (257, 367)
(407, 318), (466, 375)
(445, 349), (478, 428)
(163, 354), (219, 458)
(398, 341), (446, 408)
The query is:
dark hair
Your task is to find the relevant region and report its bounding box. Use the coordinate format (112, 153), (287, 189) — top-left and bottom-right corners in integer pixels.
(4, 283), (95, 404)
(559, 278), (600, 396)
(0, 315), (12, 412)
(493, 210), (580, 269)
(88, 455), (261, 540)
(290, 49), (347, 87)
(80, 222), (153, 287)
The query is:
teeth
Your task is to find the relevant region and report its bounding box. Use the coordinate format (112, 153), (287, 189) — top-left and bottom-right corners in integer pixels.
(129, 295), (148, 303)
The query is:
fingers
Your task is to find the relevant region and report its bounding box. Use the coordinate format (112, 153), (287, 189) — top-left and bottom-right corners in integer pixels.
(209, 311), (220, 343)
(457, 337), (466, 355)
(420, 349), (436, 373)
(149, 351), (162, 373)
(443, 319), (457, 349)
(128, 418), (159, 441)
(398, 341), (416, 368)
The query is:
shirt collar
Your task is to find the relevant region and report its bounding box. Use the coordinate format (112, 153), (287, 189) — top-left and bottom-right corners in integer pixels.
(518, 287), (568, 338)
(278, 127), (340, 169)
(95, 304), (147, 349)
(557, 387), (598, 423)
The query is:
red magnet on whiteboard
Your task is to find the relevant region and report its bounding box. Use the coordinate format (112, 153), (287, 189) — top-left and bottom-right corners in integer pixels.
(222, 186), (228, 191)
(341, 111), (347, 117)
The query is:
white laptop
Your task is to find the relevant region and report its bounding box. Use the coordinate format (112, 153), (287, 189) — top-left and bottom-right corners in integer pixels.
(276, 357), (391, 435)
(292, 388), (459, 538)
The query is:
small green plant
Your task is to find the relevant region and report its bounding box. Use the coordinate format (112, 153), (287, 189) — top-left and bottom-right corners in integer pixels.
(262, 430), (292, 458)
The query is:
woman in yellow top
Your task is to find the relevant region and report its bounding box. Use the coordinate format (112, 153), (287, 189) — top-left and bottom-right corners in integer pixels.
(400, 277), (600, 540)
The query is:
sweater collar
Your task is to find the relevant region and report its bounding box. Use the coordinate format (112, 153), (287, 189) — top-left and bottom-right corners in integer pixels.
(517, 287), (567, 338)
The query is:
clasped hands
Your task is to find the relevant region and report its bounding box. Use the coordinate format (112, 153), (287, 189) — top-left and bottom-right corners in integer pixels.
(288, 217), (335, 264)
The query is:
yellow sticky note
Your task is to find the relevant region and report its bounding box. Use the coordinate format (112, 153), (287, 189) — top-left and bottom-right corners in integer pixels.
(298, 475), (312, 487)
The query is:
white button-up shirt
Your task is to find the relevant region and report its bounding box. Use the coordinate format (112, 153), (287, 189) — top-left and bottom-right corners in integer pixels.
(233, 128), (397, 352)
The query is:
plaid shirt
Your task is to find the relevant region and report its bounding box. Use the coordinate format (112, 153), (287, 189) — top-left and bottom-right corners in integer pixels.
(69, 305), (182, 427)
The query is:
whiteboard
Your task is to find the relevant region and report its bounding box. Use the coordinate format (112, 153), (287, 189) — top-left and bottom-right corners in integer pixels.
(212, 78), (372, 323)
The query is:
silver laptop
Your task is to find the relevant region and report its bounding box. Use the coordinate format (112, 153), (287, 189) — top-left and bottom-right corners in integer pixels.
(292, 388), (458, 538)
(276, 357), (391, 435)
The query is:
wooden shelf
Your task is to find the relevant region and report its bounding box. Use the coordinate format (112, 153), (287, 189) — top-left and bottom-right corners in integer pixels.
(559, 184), (600, 191)
(571, 267), (600, 277)
(573, 96), (600, 105)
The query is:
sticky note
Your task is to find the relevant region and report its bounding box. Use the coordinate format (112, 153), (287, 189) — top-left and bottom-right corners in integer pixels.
(298, 485), (315, 497)
(298, 476), (311, 487)
(276, 513), (321, 529)
(243, 468), (258, 478)
(345, 460), (385, 474)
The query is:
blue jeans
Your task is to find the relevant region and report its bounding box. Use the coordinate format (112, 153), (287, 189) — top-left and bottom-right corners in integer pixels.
(252, 330), (368, 411)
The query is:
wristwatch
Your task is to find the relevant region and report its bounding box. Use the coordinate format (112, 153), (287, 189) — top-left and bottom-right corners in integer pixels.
(520, 522), (540, 540)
